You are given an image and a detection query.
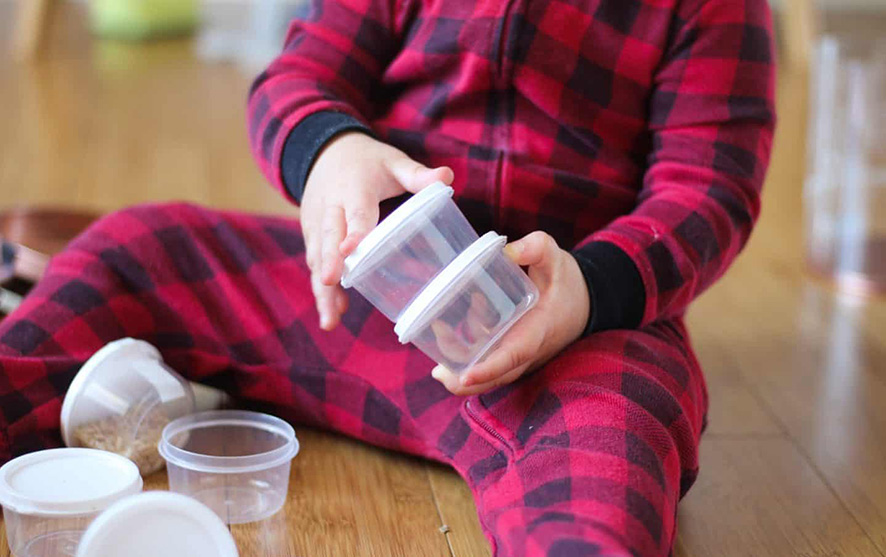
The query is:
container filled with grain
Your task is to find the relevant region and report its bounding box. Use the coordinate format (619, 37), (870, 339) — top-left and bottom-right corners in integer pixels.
(60, 338), (196, 476)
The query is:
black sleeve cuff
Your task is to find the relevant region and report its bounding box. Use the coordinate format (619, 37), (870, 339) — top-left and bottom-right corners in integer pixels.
(281, 111), (372, 203)
(571, 241), (645, 335)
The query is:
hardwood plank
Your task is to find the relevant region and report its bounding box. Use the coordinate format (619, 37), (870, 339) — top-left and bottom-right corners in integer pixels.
(426, 464), (491, 557)
(0, 512), (8, 557)
(0, 3), (287, 218)
(232, 429), (450, 557)
(675, 438), (882, 557)
(693, 342), (784, 438)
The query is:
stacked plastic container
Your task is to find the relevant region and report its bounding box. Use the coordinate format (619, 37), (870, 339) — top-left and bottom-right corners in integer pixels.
(341, 182), (538, 373)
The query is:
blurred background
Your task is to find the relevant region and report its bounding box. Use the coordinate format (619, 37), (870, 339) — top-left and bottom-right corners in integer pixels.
(3, 1), (886, 556)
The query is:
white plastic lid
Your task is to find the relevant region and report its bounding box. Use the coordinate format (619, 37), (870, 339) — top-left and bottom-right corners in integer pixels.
(341, 181), (453, 287)
(394, 232), (507, 343)
(0, 448), (143, 516)
(60, 338), (194, 447)
(76, 492), (239, 557)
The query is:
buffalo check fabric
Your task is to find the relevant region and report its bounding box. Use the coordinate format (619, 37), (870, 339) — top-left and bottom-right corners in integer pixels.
(0, 204), (707, 556)
(0, 0), (774, 555)
(248, 0), (776, 333)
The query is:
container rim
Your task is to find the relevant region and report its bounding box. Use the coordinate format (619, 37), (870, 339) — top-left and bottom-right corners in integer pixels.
(158, 410), (299, 474)
(341, 182), (453, 287)
(60, 338), (164, 446)
(0, 448), (143, 517)
(394, 232), (507, 343)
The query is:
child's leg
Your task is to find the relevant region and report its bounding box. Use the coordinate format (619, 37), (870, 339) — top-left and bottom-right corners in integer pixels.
(0, 202), (706, 556)
(452, 320), (708, 557)
(0, 202), (455, 462)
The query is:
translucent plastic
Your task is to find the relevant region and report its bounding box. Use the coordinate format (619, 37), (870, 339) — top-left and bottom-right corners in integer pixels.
(158, 410), (299, 525)
(61, 339), (196, 476)
(403, 244), (539, 374)
(0, 449), (143, 557)
(342, 187), (479, 322)
(806, 36), (886, 295)
(3, 508), (100, 557)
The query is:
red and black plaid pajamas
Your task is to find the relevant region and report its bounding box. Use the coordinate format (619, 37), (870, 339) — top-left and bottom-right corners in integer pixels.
(0, 0), (774, 555)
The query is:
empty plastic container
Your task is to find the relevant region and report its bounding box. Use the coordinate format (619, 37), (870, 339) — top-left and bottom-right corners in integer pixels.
(0, 448), (143, 557)
(394, 232), (539, 374)
(60, 338), (196, 476)
(340, 182), (479, 321)
(158, 410), (299, 524)
(805, 36), (886, 295)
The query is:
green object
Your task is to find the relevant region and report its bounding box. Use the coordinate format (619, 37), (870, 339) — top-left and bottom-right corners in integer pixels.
(90, 0), (199, 40)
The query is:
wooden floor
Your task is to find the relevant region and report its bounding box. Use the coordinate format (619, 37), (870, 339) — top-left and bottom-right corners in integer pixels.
(3, 4), (886, 556)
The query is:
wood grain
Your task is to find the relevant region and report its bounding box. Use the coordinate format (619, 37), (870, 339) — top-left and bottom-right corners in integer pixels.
(12, 0), (54, 61)
(0, 513), (7, 557)
(3, 3), (886, 557)
(674, 438), (883, 557)
(426, 464), (492, 557)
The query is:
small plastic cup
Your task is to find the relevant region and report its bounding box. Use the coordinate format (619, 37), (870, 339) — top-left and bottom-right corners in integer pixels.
(394, 232), (539, 374)
(340, 182), (479, 322)
(0, 448), (143, 557)
(158, 410), (300, 525)
(60, 338), (196, 476)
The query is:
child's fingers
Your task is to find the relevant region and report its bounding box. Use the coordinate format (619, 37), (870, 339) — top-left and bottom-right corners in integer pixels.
(386, 156), (454, 193)
(432, 364), (528, 396)
(320, 205), (347, 285)
(340, 194), (380, 256)
(503, 231), (558, 271)
(311, 273), (341, 330)
(459, 319), (543, 387)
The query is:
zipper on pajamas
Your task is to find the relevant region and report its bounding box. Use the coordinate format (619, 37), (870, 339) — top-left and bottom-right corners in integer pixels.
(494, 0), (517, 80)
(465, 399), (512, 451)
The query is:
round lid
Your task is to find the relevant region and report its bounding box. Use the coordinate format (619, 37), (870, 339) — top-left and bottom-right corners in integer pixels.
(0, 448), (143, 516)
(60, 338), (193, 447)
(341, 181), (453, 287)
(394, 232), (506, 343)
(76, 492), (239, 557)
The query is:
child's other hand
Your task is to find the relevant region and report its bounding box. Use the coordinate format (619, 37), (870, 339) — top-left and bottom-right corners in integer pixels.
(431, 232), (591, 396)
(301, 132), (454, 331)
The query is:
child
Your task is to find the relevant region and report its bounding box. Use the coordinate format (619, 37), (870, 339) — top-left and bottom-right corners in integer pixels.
(0, 0), (774, 555)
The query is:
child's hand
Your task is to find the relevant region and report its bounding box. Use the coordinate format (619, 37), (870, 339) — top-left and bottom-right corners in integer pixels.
(301, 132), (454, 331)
(431, 232), (591, 396)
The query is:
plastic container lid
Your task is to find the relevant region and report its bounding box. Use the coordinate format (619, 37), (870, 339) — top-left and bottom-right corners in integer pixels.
(158, 410), (300, 474)
(394, 232), (507, 343)
(341, 182), (453, 287)
(76, 492), (239, 557)
(0, 448), (143, 516)
(60, 338), (193, 447)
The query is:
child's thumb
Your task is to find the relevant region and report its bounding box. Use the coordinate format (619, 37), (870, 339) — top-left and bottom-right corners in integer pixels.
(504, 231), (559, 272)
(386, 156), (454, 193)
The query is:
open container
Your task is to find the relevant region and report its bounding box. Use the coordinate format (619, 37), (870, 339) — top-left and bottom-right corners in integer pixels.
(158, 410), (299, 524)
(340, 182), (479, 322)
(60, 338), (196, 476)
(0, 448), (143, 557)
(394, 232), (539, 374)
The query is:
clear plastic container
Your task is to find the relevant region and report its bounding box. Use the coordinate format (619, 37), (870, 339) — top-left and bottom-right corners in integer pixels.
(158, 410), (299, 525)
(805, 36), (886, 295)
(394, 232), (539, 374)
(60, 338), (196, 476)
(340, 182), (479, 322)
(0, 448), (143, 557)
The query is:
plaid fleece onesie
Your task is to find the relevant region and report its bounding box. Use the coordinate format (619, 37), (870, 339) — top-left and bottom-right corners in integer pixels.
(0, 0), (775, 555)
